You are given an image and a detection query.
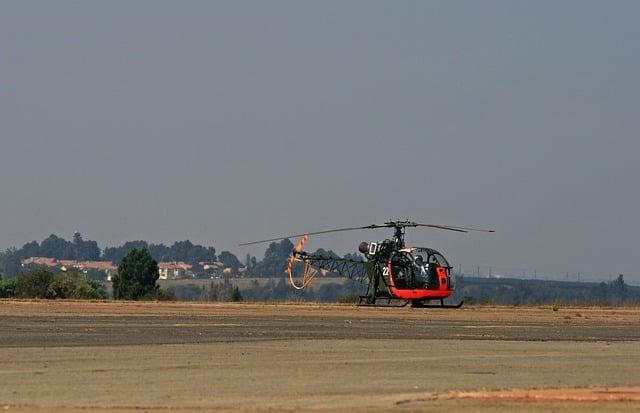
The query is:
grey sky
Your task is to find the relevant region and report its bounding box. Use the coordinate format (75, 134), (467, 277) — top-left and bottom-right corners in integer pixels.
(1, 1), (639, 282)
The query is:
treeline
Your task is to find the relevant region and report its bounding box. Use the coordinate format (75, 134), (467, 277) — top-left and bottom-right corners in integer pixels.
(458, 274), (640, 306)
(0, 248), (174, 301)
(0, 233), (218, 272)
(0, 233), (101, 277)
(103, 240), (216, 263)
(0, 233), (349, 280)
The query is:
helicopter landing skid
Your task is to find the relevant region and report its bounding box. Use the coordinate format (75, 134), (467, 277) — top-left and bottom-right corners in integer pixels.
(357, 296), (411, 307)
(410, 299), (464, 309)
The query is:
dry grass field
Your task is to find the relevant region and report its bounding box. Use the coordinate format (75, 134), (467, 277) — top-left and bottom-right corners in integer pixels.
(1, 300), (640, 412)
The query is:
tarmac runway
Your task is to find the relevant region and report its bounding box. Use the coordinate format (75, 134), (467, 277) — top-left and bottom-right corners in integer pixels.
(1, 300), (639, 412)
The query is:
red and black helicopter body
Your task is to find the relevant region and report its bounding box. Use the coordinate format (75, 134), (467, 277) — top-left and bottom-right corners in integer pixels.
(240, 220), (493, 308)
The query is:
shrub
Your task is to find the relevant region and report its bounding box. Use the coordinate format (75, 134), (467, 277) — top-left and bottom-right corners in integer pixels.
(230, 286), (243, 302)
(48, 270), (106, 299)
(0, 279), (16, 298)
(14, 269), (55, 298)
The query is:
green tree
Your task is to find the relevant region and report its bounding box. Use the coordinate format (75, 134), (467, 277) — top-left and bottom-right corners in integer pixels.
(71, 232), (101, 260)
(607, 274), (628, 305)
(103, 240), (216, 264)
(14, 268), (55, 298)
(103, 241), (149, 262)
(49, 269), (106, 299)
(112, 248), (159, 300)
(218, 251), (242, 270)
(230, 286), (243, 302)
(0, 279), (16, 298)
(0, 247), (22, 279)
(253, 239), (294, 277)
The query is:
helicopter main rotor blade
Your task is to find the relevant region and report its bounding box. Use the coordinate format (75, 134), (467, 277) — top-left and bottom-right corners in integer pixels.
(239, 220), (494, 246)
(413, 223), (495, 233)
(238, 224), (385, 246)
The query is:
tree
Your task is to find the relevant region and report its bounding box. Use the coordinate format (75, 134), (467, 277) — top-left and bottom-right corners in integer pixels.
(0, 279), (16, 298)
(168, 240), (216, 263)
(14, 268), (55, 298)
(607, 274), (628, 305)
(312, 248), (339, 259)
(148, 243), (171, 262)
(72, 232), (82, 245)
(72, 233), (100, 260)
(253, 239), (295, 277)
(48, 269), (106, 299)
(230, 286), (243, 302)
(112, 248), (159, 300)
(0, 248), (22, 278)
(103, 240), (216, 264)
(20, 241), (40, 258)
(343, 252), (364, 262)
(218, 251), (242, 270)
(103, 241), (149, 262)
(39, 234), (70, 259)
(611, 274), (628, 293)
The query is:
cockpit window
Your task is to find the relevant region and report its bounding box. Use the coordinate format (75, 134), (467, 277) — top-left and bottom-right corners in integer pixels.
(406, 249), (450, 289)
(410, 249), (449, 268)
(430, 253), (449, 267)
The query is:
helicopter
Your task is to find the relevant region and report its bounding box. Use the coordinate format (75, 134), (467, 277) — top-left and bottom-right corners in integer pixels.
(240, 220), (494, 308)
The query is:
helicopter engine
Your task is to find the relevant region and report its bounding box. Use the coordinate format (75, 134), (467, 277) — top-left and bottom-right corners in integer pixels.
(358, 241), (380, 257)
(358, 240), (394, 258)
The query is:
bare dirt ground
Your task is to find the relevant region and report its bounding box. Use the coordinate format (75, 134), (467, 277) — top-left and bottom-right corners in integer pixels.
(1, 300), (640, 412)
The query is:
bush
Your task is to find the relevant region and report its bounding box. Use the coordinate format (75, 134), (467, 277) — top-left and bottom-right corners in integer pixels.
(230, 286), (243, 302)
(14, 269), (55, 298)
(48, 270), (106, 299)
(0, 279), (16, 298)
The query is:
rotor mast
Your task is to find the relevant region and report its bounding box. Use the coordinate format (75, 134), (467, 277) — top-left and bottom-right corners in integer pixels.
(392, 222), (406, 248)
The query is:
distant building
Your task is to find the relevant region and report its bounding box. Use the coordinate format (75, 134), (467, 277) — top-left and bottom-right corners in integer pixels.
(200, 262), (224, 272)
(21, 257), (117, 278)
(158, 261), (194, 280)
(199, 261), (247, 277)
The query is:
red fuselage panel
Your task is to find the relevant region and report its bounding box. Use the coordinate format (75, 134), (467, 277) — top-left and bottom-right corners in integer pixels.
(387, 261), (454, 300)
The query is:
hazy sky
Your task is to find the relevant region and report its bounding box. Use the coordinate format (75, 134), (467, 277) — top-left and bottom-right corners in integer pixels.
(1, 1), (639, 283)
